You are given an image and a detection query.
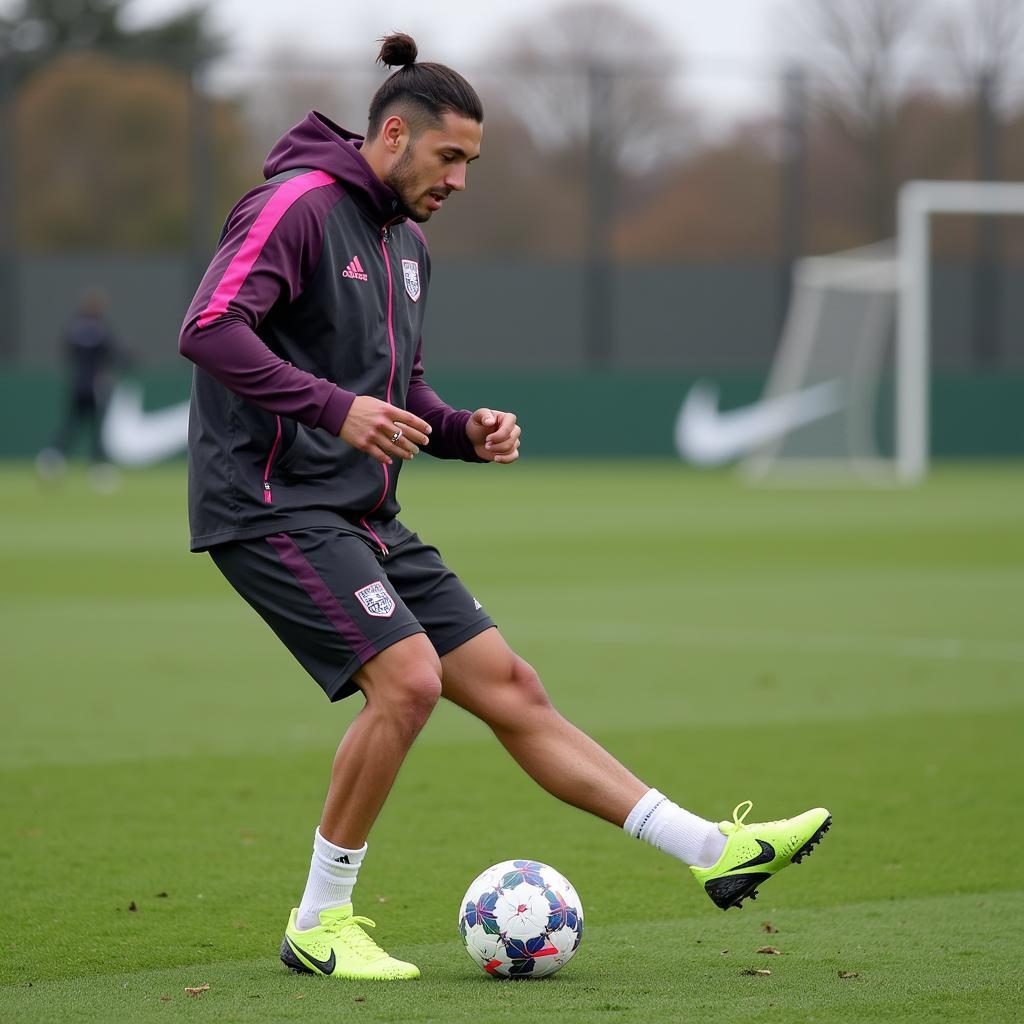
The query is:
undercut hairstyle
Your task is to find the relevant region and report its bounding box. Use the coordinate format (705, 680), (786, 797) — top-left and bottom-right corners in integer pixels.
(367, 32), (483, 139)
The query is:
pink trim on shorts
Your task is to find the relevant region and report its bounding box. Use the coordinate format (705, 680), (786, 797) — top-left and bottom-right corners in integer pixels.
(266, 533), (378, 663)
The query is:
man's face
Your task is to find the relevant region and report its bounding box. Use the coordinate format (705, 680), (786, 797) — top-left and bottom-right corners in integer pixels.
(384, 112), (482, 223)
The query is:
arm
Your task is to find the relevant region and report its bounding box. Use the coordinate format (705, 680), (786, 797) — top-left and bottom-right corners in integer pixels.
(406, 340), (481, 461)
(179, 172), (355, 435)
(407, 340), (521, 464)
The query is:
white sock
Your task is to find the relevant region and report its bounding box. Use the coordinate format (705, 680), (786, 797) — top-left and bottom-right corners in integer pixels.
(295, 829), (367, 930)
(623, 789), (726, 868)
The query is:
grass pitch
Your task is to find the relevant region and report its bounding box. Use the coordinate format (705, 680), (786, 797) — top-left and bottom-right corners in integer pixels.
(1, 459), (1022, 1023)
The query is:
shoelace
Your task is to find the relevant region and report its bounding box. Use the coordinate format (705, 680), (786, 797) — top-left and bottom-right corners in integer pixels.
(322, 916), (389, 963)
(732, 800), (754, 827)
(731, 800), (788, 832)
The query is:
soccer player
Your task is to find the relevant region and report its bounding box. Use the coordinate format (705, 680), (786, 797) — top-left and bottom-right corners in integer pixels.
(179, 33), (831, 981)
(37, 287), (120, 484)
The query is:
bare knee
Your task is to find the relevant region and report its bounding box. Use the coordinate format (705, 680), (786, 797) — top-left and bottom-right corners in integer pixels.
(357, 637), (443, 736)
(390, 666), (442, 717)
(508, 656), (552, 709)
(485, 656), (555, 732)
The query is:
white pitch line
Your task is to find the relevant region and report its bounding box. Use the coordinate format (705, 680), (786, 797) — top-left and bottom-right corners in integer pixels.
(502, 620), (1024, 666)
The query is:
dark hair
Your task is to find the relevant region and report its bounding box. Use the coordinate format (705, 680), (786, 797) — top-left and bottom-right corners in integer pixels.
(367, 33), (483, 138)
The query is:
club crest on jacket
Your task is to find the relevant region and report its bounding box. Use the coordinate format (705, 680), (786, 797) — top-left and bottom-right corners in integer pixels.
(402, 259), (421, 302)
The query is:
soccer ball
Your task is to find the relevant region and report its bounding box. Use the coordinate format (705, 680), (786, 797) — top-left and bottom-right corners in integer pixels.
(458, 860), (584, 979)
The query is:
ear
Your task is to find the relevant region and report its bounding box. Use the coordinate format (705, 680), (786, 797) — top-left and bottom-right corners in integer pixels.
(381, 114), (407, 152)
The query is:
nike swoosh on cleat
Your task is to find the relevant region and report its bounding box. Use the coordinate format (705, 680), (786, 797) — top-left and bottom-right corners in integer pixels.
(728, 839), (776, 872)
(286, 936), (336, 975)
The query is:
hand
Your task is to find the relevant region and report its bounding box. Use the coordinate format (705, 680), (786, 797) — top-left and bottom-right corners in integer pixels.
(340, 395), (431, 465)
(466, 407), (520, 464)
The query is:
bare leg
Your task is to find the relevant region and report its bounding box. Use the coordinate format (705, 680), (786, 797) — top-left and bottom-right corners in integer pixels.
(440, 628), (648, 827)
(318, 633), (442, 847)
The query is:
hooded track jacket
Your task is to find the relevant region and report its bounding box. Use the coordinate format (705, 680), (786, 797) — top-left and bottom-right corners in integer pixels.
(180, 112), (481, 553)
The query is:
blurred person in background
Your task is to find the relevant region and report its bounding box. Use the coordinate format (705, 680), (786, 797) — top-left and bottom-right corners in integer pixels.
(36, 286), (121, 490)
(180, 32), (831, 983)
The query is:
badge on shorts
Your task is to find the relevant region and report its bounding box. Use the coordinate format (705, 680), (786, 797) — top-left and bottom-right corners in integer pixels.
(402, 259), (420, 302)
(354, 581), (395, 618)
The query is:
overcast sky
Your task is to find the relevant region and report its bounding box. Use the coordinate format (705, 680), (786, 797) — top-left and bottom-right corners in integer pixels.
(126, 0), (777, 66)
(3, 0), (988, 124)
(123, 0), (785, 122)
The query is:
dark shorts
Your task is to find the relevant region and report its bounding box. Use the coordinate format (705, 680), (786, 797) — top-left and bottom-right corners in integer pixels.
(210, 527), (495, 702)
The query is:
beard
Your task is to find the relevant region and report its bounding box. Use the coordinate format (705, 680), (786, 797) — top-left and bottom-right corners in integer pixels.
(383, 146), (431, 223)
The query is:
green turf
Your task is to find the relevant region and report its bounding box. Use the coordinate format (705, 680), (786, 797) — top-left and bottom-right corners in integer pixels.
(2, 459), (1023, 1023)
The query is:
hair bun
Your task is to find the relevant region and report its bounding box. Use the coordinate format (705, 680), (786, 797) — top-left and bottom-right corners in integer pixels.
(377, 32), (418, 68)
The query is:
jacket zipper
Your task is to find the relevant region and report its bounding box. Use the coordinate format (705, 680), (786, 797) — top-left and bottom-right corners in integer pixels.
(359, 222), (401, 555)
(262, 415), (282, 504)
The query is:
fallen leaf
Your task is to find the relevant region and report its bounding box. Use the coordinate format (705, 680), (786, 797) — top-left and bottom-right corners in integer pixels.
(838, 970), (860, 979)
(756, 946), (783, 955)
(355, 996), (365, 1002)
(294, 994), (305, 1000)
(761, 921), (778, 934)
(184, 984), (210, 997)
(719, 949), (730, 956)
(159, 995), (171, 1002)
(155, 892), (168, 898)
(741, 968), (772, 976)
(377, 896), (389, 903)
(128, 901), (137, 912)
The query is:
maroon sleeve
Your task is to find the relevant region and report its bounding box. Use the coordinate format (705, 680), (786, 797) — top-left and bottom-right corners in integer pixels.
(406, 340), (485, 462)
(179, 171), (355, 435)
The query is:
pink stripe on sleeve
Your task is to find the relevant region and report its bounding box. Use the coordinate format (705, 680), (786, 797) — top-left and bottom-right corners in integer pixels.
(196, 170), (336, 328)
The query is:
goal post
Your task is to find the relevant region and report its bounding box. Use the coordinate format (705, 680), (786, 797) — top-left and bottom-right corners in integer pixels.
(742, 180), (1024, 485)
(897, 180), (1024, 482)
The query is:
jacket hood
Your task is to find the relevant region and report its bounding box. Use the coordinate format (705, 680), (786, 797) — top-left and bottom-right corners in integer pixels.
(264, 110), (406, 226)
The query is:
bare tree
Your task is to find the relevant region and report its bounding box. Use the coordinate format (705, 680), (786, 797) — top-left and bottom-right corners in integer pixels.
(932, 0), (1024, 181)
(0, 0), (222, 80)
(935, 0), (1024, 107)
(494, 0), (695, 170)
(933, 0), (1024, 365)
(790, 0), (924, 238)
(224, 47), (377, 165)
(478, 1), (697, 364)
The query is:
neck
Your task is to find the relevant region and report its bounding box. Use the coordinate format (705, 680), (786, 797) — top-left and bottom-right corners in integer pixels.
(359, 136), (390, 183)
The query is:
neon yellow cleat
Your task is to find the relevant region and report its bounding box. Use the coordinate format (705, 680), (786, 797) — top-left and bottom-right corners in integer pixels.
(691, 801), (832, 910)
(280, 905), (420, 980)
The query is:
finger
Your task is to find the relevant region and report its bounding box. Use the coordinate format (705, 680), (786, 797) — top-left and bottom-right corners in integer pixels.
(492, 420), (520, 445)
(391, 422), (430, 447)
(473, 407), (497, 428)
(384, 433), (419, 459)
(490, 437), (521, 463)
(389, 409), (432, 441)
(486, 412), (517, 439)
(486, 421), (520, 450)
(365, 443), (393, 466)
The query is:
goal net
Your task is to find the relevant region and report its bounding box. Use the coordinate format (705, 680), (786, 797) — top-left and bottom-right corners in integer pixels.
(743, 180), (1024, 485)
(742, 242), (898, 484)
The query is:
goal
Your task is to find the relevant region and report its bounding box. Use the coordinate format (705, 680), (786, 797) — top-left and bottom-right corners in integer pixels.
(743, 180), (1024, 484)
